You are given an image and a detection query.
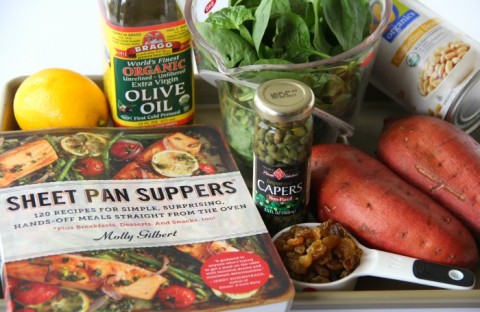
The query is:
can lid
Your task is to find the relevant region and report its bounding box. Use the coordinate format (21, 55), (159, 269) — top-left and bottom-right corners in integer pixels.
(447, 70), (480, 133)
(253, 79), (314, 123)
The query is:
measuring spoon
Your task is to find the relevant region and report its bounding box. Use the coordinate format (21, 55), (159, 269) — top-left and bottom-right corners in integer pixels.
(273, 223), (476, 291)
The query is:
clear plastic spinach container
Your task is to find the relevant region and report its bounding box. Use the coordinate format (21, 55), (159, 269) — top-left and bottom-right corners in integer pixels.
(185, 0), (392, 182)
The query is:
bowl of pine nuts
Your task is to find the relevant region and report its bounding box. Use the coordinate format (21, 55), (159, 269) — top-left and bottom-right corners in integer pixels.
(419, 40), (477, 97)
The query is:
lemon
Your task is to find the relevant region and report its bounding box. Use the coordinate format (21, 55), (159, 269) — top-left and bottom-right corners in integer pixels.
(32, 287), (90, 312)
(61, 132), (109, 156)
(152, 150), (199, 177)
(13, 68), (109, 130)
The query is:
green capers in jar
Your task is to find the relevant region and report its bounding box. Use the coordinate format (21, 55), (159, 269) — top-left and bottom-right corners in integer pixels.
(254, 119), (313, 166)
(252, 79), (315, 235)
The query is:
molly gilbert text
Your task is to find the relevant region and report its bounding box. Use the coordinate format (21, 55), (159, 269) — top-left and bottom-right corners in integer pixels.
(93, 229), (178, 242)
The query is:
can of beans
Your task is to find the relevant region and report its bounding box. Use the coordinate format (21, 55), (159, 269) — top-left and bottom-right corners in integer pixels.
(370, 0), (480, 133)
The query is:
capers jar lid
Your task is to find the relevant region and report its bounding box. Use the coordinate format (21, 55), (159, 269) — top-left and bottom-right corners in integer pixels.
(254, 79), (315, 123)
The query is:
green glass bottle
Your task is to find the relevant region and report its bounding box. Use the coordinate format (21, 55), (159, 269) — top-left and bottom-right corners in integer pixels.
(98, 0), (195, 127)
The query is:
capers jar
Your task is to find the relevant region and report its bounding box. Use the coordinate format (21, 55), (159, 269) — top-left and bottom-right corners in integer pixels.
(252, 79), (314, 235)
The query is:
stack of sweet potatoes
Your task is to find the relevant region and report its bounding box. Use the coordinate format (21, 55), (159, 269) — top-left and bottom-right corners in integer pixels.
(311, 115), (480, 269)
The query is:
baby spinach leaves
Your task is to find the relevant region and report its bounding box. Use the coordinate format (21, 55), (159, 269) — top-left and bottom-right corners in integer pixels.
(322, 0), (372, 51)
(198, 0), (372, 65)
(253, 0), (274, 53)
(196, 23), (258, 68)
(204, 5), (255, 46)
(193, 0), (375, 118)
(273, 13), (329, 63)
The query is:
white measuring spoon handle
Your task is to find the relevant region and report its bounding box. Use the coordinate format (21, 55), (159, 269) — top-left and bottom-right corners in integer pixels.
(368, 249), (476, 290)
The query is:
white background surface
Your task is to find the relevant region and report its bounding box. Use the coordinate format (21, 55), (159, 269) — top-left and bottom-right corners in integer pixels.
(0, 0), (479, 90)
(0, 1), (479, 311)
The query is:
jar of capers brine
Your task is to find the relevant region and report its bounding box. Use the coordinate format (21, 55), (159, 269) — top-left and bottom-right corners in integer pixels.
(252, 79), (314, 235)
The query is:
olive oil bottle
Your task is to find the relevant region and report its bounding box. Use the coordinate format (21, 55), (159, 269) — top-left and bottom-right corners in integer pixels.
(252, 79), (314, 235)
(98, 0), (194, 127)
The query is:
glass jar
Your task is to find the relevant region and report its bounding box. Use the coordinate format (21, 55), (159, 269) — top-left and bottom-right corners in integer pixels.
(98, 0), (195, 127)
(252, 79), (314, 235)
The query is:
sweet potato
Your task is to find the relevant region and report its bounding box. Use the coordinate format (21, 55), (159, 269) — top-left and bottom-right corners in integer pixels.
(311, 143), (479, 269)
(377, 115), (480, 240)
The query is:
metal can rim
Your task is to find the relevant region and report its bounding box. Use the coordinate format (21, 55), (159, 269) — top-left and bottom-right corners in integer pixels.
(446, 69), (480, 134)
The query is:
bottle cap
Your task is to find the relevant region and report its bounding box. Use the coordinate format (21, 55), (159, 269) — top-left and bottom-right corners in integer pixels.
(254, 79), (314, 123)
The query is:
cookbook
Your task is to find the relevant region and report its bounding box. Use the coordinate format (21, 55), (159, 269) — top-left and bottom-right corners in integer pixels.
(0, 125), (294, 311)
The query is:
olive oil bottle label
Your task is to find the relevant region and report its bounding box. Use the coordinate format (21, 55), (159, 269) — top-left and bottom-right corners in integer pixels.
(101, 19), (194, 127)
(253, 158), (309, 233)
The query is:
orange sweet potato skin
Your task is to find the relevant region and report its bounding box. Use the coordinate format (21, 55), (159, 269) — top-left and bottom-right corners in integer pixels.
(311, 143), (479, 269)
(377, 115), (480, 240)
